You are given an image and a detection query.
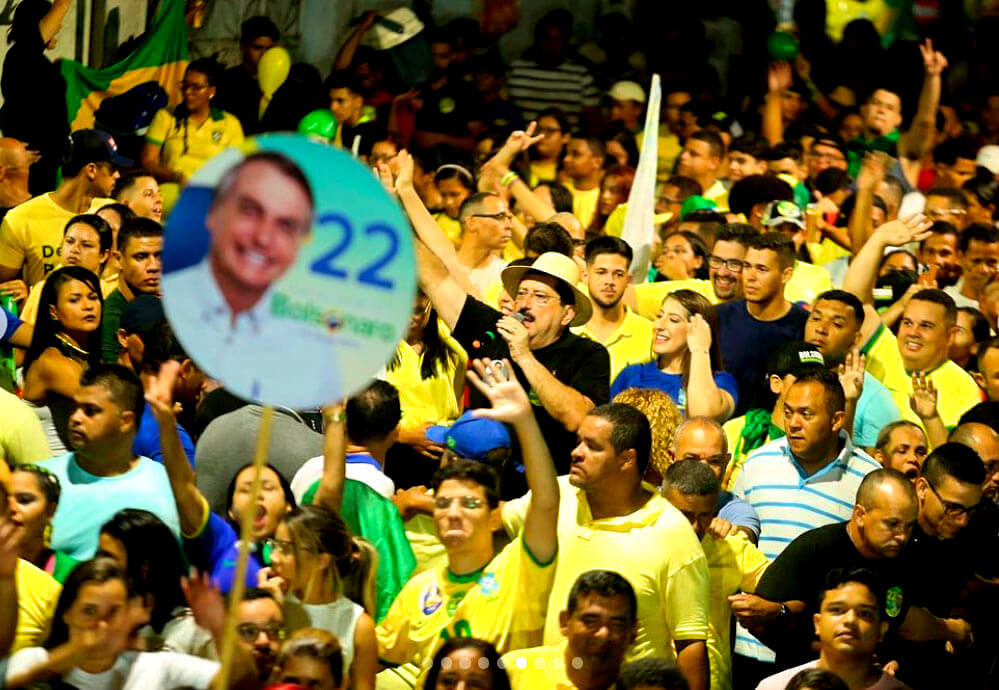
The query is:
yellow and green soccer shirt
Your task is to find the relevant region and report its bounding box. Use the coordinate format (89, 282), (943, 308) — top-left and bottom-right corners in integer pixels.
(503, 476), (710, 662)
(860, 322), (904, 385)
(146, 106), (244, 182)
(564, 181), (600, 229)
(501, 642), (577, 690)
(878, 328), (985, 429)
(0, 194), (114, 285)
(785, 260), (832, 307)
(574, 307), (654, 381)
(529, 161), (558, 188)
(702, 532), (770, 690)
(434, 213), (463, 246)
(14, 558), (61, 652)
(633, 279), (718, 321)
(376, 537), (555, 673)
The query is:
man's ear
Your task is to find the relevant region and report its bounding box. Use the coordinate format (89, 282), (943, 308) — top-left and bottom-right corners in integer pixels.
(560, 304), (576, 327)
(119, 409), (136, 433)
(559, 609), (570, 637)
(116, 328), (129, 349)
(769, 374), (783, 396)
(830, 409), (845, 434)
(946, 324), (959, 347)
(974, 371), (986, 389)
(618, 447), (638, 473)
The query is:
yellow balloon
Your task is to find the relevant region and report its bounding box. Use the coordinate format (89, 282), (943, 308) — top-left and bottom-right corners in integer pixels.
(258, 46), (291, 98)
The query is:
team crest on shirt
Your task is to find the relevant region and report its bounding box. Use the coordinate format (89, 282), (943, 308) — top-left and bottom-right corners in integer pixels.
(421, 584), (443, 615)
(885, 586), (903, 618)
(478, 572), (499, 597)
(212, 130), (222, 143)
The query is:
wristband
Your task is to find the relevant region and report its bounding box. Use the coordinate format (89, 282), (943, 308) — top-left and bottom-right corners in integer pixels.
(500, 170), (519, 187)
(325, 410), (346, 424)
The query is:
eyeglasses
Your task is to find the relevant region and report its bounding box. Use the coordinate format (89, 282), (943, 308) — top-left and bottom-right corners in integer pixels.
(471, 211), (514, 221)
(678, 453), (731, 467)
(708, 256), (743, 272)
(180, 81), (210, 92)
(263, 538), (317, 556)
(538, 126), (562, 136)
(925, 481), (977, 518)
(434, 496), (486, 511)
(926, 208), (967, 218)
(516, 289), (558, 306)
(236, 623), (286, 642)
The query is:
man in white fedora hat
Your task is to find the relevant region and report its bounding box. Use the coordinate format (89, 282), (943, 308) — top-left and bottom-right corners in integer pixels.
(417, 245), (610, 492)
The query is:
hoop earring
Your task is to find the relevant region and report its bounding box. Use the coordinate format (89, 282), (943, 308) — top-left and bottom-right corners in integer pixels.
(43, 523), (52, 548)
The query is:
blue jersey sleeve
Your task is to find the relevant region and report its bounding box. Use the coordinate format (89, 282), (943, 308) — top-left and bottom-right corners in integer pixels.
(1, 306), (22, 343)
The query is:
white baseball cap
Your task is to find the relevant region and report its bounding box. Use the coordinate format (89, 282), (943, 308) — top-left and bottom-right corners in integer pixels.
(608, 81), (645, 104)
(977, 145), (999, 175)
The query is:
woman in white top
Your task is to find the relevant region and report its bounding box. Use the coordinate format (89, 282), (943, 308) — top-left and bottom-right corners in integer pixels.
(258, 505), (377, 690)
(5, 558), (257, 689)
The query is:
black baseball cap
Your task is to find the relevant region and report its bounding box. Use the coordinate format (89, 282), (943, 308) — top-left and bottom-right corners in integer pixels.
(65, 129), (134, 171)
(767, 340), (825, 378)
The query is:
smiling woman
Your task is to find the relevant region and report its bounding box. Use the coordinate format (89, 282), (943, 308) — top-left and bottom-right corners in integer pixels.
(21, 266), (105, 453)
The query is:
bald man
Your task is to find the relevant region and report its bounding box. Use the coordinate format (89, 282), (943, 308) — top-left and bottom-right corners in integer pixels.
(550, 211), (586, 259)
(669, 417), (760, 542)
(0, 138), (35, 302)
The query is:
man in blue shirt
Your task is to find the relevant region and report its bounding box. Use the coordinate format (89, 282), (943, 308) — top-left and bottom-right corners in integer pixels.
(39, 364), (181, 559)
(804, 290), (901, 450)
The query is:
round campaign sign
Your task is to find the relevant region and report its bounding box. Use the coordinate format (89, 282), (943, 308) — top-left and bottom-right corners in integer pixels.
(161, 134), (415, 409)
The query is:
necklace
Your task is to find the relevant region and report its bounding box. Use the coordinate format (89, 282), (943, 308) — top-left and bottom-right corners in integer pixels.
(55, 332), (88, 358)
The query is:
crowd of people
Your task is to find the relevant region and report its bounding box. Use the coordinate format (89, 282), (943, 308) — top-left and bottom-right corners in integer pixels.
(0, 1), (999, 689)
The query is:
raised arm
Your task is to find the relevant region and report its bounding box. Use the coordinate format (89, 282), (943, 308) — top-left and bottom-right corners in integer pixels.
(0, 517), (20, 656)
(312, 404), (347, 513)
(843, 215), (932, 304)
(848, 152), (891, 252)
(332, 11), (378, 72)
(38, 0), (70, 45)
(482, 123), (557, 223)
(684, 314), (734, 421)
(467, 358), (558, 563)
(145, 361), (210, 537)
(183, 570), (259, 690)
(899, 40), (947, 164)
(762, 62), (792, 146)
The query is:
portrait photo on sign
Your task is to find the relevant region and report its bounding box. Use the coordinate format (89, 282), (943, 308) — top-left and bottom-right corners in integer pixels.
(160, 133), (415, 409)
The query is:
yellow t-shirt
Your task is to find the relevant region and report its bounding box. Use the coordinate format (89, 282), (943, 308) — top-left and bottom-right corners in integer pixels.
(529, 161), (558, 188)
(0, 194), (114, 285)
(502, 642), (577, 690)
(0, 390), (52, 470)
(806, 238), (851, 266)
(704, 179), (730, 213)
(14, 558), (61, 652)
(722, 415), (749, 491)
(502, 476), (710, 662)
(20, 273), (118, 324)
(383, 323), (466, 430)
(564, 181), (600, 229)
(376, 538), (555, 674)
(434, 213), (463, 247)
(702, 532), (770, 690)
(826, 0), (891, 42)
(637, 127), (681, 185)
(633, 279), (718, 321)
(573, 307), (654, 381)
(860, 322), (903, 386)
(878, 329), (985, 429)
(785, 260), (832, 307)
(146, 106), (245, 182)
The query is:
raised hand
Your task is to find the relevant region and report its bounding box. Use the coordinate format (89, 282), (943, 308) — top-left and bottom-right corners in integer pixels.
(837, 349), (866, 402)
(875, 214), (933, 247)
(181, 568), (225, 638)
(466, 357), (532, 425)
(686, 313), (713, 355)
(504, 121), (546, 154)
(144, 360), (182, 423)
(393, 150), (414, 194)
(495, 315), (531, 362)
(909, 372), (939, 420)
(257, 566), (287, 605)
(856, 151), (892, 190)
(920, 39), (948, 76)
(767, 61), (792, 93)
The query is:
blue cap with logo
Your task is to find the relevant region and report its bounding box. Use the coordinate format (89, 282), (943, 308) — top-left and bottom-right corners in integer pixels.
(426, 410), (512, 463)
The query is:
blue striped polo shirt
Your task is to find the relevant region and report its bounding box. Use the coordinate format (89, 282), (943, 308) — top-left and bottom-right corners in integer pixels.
(731, 434), (881, 661)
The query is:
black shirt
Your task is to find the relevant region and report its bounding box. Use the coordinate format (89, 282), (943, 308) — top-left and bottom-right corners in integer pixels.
(755, 522), (914, 668)
(716, 300), (809, 416)
(214, 65), (262, 135)
(451, 296), (610, 476)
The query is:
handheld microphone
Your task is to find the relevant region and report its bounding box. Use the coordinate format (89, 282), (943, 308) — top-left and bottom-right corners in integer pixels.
(474, 312), (527, 350)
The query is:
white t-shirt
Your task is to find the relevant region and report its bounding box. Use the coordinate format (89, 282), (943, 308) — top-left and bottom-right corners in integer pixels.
(6, 648), (220, 690)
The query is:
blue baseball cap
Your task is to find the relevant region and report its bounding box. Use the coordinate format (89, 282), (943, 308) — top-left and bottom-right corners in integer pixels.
(426, 411), (512, 463)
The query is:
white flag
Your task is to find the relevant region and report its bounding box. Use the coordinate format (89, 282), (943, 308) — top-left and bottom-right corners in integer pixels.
(621, 74), (661, 284)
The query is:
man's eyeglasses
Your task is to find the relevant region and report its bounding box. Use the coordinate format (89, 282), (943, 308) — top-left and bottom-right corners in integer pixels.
(471, 211), (514, 222)
(925, 480), (977, 518)
(538, 126), (562, 136)
(926, 208), (967, 219)
(434, 496), (486, 511)
(678, 453), (730, 468)
(708, 256), (743, 272)
(236, 623), (285, 642)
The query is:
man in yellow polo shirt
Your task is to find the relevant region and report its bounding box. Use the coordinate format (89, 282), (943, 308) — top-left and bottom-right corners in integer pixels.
(574, 237), (653, 381)
(0, 130), (122, 287)
(376, 359), (559, 683)
(880, 289), (984, 429)
(663, 459), (770, 690)
(502, 570), (638, 690)
(502, 403), (710, 690)
(562, 135), (603, 228)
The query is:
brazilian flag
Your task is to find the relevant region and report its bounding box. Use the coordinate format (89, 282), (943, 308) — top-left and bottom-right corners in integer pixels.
(60, 0), (187, 150)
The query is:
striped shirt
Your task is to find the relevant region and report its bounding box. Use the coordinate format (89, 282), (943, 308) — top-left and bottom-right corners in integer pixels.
(731, 434), (881, 662)
(506, 58), (600, 127)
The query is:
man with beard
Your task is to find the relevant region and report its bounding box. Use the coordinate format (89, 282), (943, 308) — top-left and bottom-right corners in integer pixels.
(233, 588), (285, 683)
(575, 236), (653, 381)
(918, 221), (962, 290)
(945, 224), (999, 309)
(708, 224), (755, 303)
